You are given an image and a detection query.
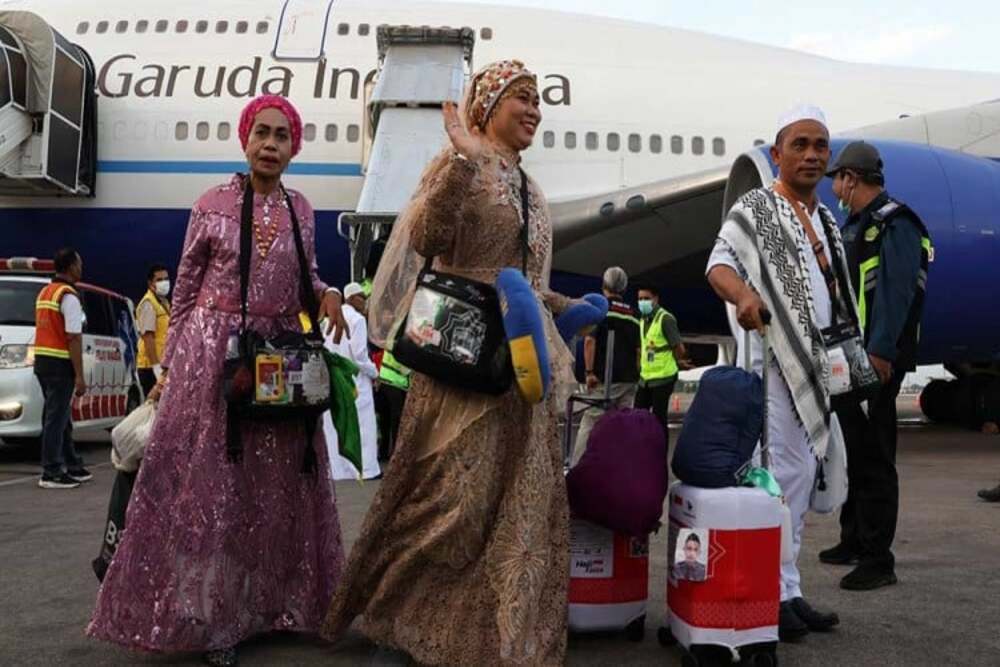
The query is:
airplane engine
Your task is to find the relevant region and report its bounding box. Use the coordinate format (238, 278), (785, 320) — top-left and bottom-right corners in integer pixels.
(723, 139), (1000, 425)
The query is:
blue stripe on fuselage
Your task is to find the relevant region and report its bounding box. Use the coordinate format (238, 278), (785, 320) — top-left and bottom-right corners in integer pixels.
(96, 160), (363, 176)
(2, 207), (352, 302)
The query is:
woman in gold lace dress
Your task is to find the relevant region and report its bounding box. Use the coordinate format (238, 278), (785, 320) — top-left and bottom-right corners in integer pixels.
(322, 60), (576, 666)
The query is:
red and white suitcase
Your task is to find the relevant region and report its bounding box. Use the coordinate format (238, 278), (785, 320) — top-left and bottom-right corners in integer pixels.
(567, 517), (649, 641)
(660, 484), (781, 665)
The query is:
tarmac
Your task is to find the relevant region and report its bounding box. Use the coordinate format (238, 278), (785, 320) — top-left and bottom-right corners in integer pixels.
(1, 413), (999, 666)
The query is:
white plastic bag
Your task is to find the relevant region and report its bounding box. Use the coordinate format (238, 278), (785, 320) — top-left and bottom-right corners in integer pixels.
(810, 414), (848, 514)
(110, 401), (156, 472)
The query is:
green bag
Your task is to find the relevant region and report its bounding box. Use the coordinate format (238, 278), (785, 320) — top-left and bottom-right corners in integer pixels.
(322, 350), (362, 477)
(741, 466), (783, 498)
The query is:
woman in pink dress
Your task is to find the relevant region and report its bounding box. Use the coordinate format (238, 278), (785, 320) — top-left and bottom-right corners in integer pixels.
(87, 96), (347, 667)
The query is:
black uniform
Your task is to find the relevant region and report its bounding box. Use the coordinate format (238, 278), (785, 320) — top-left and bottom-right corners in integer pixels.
(836, 192), (930, 574)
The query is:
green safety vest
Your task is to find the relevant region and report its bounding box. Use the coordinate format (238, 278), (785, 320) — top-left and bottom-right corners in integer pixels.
(640, 307), (678, 382)
(379, 349), (411, 391)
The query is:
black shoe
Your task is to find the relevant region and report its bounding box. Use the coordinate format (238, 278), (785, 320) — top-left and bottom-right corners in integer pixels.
(789, 597), (840, 631)
(67, 467), (93, 482)
(38, 473), (81, 489)
(204, 647), (238, 667)
(778, 601), (809, 643)
(818, 542), (859, 565)
(840, 564), (898, 591)
(977, 483), (1000, 502)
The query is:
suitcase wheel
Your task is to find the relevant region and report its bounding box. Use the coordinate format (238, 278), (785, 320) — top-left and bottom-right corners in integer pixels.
(746, 653), (777, 667)
(681, 655), (700, 667)
(624, 615), (645, 642)
(657, 625), (677, 647)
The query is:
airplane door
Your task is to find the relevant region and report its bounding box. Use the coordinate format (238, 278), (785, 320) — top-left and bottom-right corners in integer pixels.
(273, 0), (336, 61)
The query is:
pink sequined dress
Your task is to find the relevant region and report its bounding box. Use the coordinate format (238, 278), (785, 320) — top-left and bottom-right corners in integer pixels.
(87, 175), (345, 652)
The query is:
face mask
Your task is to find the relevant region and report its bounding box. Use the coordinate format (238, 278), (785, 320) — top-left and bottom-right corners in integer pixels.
(638, 299), (654, 316)
(155, 280), (171, 296)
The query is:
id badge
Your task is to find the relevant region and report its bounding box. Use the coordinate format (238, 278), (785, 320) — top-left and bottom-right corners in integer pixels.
(646, 349), (656, 364)
(827, 346), (851, 396)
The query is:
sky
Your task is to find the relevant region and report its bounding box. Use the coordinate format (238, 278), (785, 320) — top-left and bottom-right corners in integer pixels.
(439, 0), (1000, 73)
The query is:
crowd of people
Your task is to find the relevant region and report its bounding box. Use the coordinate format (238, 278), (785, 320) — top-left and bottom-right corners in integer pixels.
(24, 56), (958, 666)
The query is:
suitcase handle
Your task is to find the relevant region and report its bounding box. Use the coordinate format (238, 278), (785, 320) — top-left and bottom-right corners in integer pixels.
(742, 308), (771, 470)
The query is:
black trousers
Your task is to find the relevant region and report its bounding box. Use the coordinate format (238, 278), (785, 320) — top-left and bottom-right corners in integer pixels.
(377, 385), (407, 462)
(835, 373), (905, 571)
(634, 378), (677, 447)
(36, 373), (84, 476)
(138, 368), (157, 397)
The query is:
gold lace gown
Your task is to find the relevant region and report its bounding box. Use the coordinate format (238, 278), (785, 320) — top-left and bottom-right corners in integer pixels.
(322, 146), (572, 666)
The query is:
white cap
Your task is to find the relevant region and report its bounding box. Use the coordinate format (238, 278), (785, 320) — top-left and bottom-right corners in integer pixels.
(343, 282), (365, 299)
(777, 103), (828, 135)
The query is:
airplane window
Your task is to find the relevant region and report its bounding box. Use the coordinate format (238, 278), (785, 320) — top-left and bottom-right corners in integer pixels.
(134, 121), (148, 140)
(565, 132), (577, 149)
(671, 135), (683, 154)
(347, 124), (360, 142)
(235, 21), (249, 34)
(76, 22), (89, 35)
(358, 24), (370, 36)
(176, 20), (189, 34)
(115, 21), (128, 34)
(96, 21), (109, 34)
(196, 122), (210, 141)
(585, 132), (598, 150)
(216, 21), (229, 34)
(713, 137), (725, 156)
(155, 20), (168, 33)
(338, 23), (350, 36)
(543, 131), (555, 148)
(481, 28), (493, 40)
(256, 21), (269, 34)
(607, 133), (620, 151)
(325, 124), (338, 142)
(175, 122), (189, 141)
(303, 123), (317, 142)
(154, 122), (168, 140)
(692, 136), (705, 155)
(650, 134), (663, 154)
(196, 21), (209, 34)
(217, 122), (231, 141)
(753, 139), (765, 147)
(136, 20), (149, 34)
(628, 134), (641, 153)
(113, 121), (127, 140)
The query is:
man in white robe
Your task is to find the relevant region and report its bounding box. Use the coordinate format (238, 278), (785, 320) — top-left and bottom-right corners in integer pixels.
(325, 282), (381, 480)
(706, 105), (847, 642)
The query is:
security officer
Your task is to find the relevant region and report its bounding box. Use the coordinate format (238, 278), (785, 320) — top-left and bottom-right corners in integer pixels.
(633, 284), (691, 445)
(135, 264), (171, 397)
(377, 349), (410, 462)
(820, 141), (931, 591)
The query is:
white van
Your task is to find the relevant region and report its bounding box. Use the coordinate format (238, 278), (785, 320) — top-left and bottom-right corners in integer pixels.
(0, 258), (143, 445)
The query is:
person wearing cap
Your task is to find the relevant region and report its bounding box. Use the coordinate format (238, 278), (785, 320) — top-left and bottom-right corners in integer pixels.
(707, 104), (848, 641)
(324, 282), (381, 480)
(572, 266), (642, 463)
(819, 141), (931, 591)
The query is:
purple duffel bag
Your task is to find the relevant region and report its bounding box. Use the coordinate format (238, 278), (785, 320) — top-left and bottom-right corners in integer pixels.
(567, 408), (668, 537)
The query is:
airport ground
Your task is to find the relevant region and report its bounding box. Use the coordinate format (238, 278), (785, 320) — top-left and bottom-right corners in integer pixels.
(1, 396), (999, 666)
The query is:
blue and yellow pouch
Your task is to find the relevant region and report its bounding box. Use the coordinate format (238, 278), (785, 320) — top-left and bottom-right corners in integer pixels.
(496, 268), (550, 403)
(555, 293), (608, 343)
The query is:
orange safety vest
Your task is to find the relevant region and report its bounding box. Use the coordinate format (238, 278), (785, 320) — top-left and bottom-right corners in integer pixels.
(34, 281), (79, 360)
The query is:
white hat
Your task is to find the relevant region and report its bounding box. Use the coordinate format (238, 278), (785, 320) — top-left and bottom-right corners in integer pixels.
(343, 282), (365, 300)
(777, 103), (828, 135)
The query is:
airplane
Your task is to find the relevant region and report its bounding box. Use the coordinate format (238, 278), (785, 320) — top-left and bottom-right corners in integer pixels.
(1, 0), (999, 423)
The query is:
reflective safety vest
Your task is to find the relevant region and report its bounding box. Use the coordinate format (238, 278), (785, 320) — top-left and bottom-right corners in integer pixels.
(34, 281), (79, 360)
(854, 198), (932, 369)
(380, 349), (411, 391)
(640, 307), (678, 383)
(136, 290), (171, 368)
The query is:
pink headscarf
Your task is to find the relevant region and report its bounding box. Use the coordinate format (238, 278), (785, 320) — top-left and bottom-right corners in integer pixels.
(238, 94), (304, 157)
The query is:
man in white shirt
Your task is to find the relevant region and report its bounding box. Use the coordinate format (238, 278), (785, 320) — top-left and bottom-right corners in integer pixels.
(706, 105), (847, 642)
(324, 282), (381, 480)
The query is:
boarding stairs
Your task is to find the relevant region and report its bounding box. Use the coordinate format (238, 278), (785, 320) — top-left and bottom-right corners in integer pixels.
(336, 25), (476, 282)
(0, 11), (97, 197)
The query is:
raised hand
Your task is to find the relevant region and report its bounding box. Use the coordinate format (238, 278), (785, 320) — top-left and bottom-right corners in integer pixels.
(443, 102), (484, 161)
